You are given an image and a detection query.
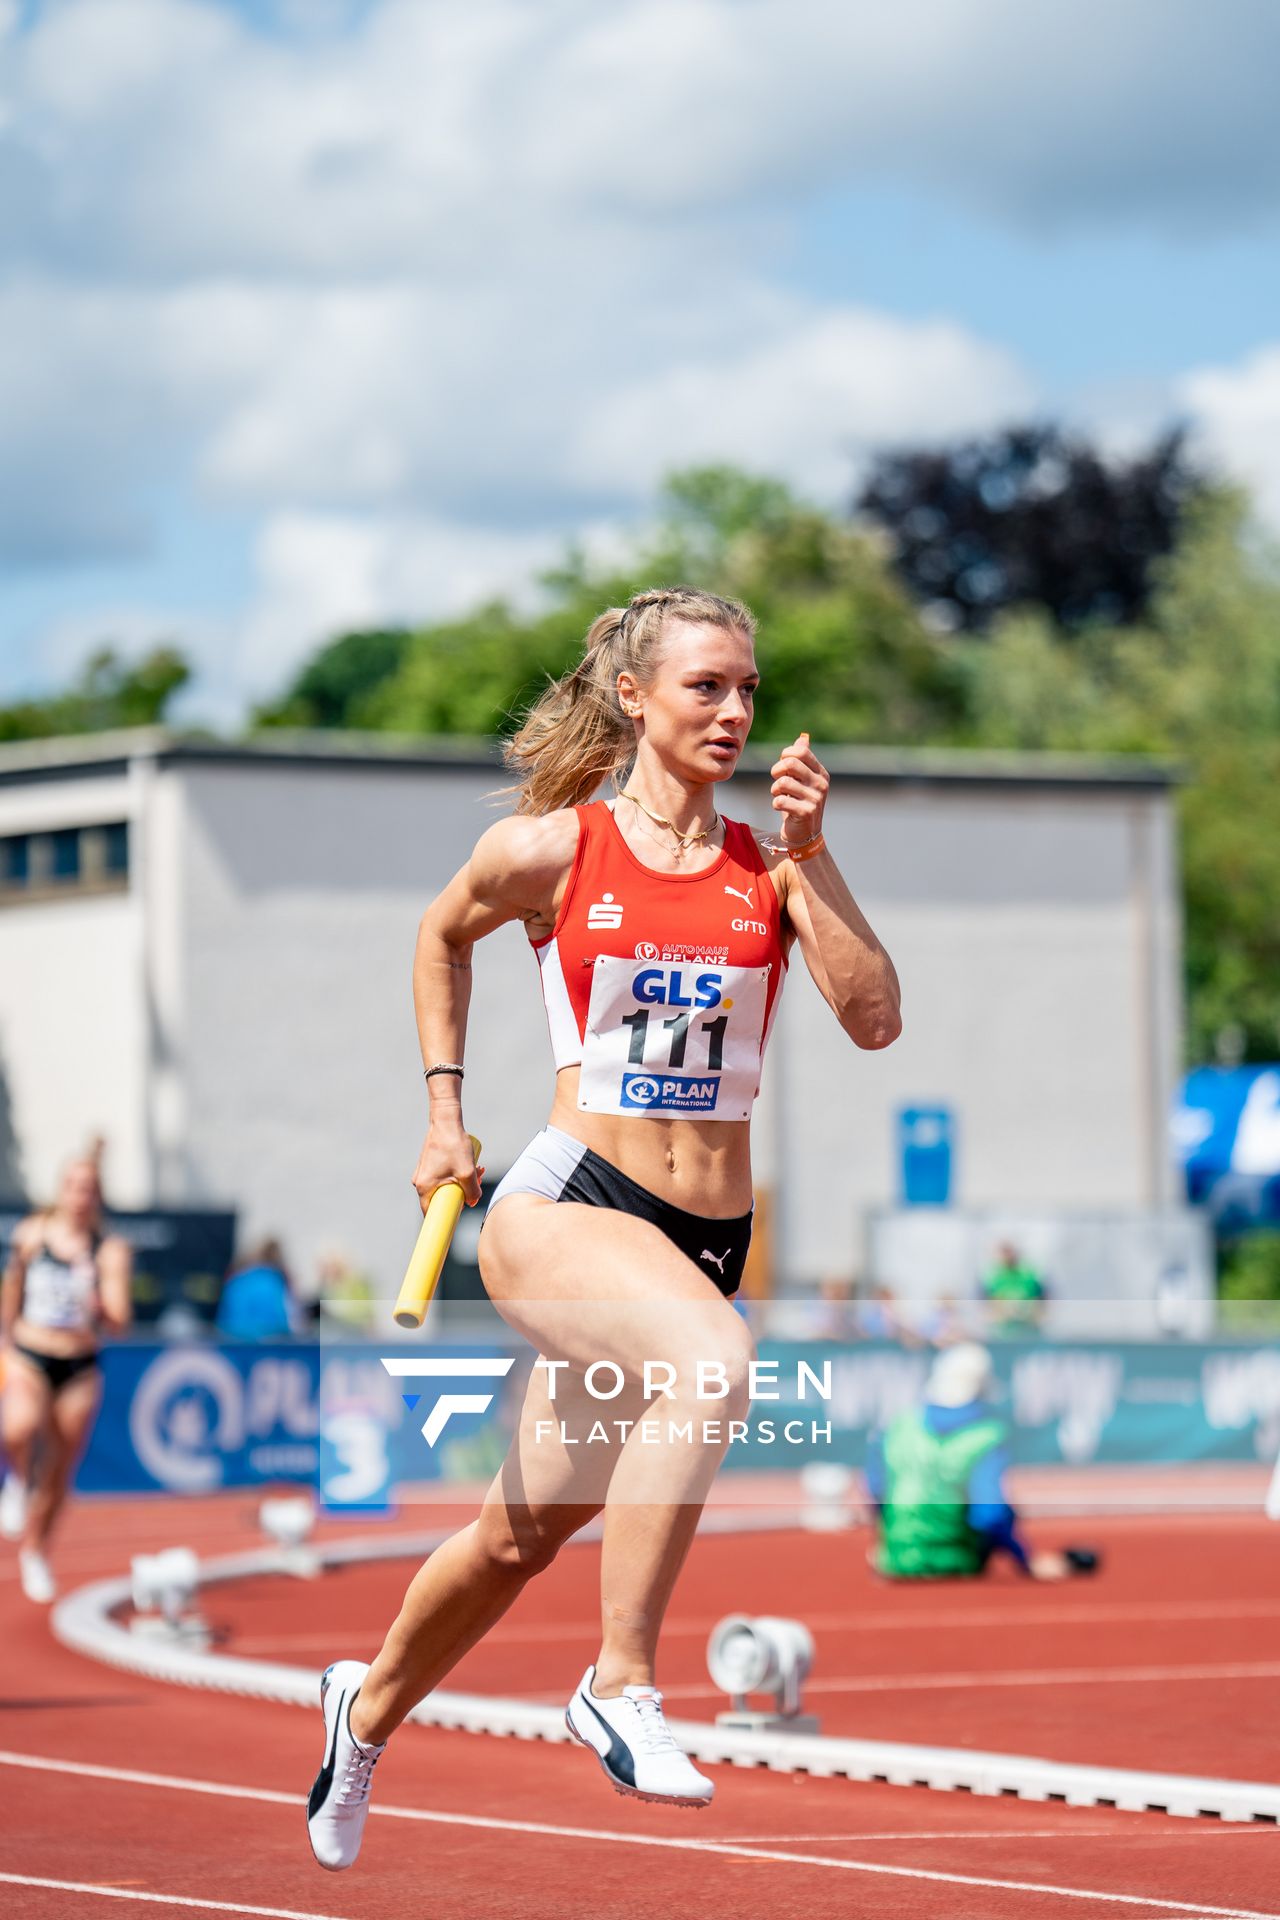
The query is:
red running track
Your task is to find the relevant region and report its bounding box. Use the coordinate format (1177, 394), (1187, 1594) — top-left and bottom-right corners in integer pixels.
(3, 1490), (1279, 1920)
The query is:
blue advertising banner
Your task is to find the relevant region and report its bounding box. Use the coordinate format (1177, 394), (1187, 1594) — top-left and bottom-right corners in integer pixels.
(76, 1340), (527, 1497)
(71, 1336), (1280, 1496)
(1176, 1065), (1280, 1229)
(724, 1339), (1280, 1472)
(78, 1343), (321, 1494)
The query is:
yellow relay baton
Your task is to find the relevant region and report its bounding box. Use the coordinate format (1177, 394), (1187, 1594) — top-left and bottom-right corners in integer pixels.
(392, 1134), (483, 1330)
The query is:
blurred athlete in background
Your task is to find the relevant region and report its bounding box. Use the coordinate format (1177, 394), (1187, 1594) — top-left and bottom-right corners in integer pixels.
(1, 1150), (132, 1602)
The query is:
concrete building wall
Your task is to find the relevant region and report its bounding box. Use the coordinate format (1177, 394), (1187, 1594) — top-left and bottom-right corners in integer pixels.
(174, 760), (554, 1293)
(0, 736), (1182, 1298)
(0, 895), (149, 1205)
(0, 762), (149, 1205)
(765, 781), (1175, 1285)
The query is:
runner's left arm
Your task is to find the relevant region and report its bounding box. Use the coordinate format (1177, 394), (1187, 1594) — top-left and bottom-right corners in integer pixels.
(96, 1236), (133, 1335)
(770, 735), (901, 1049)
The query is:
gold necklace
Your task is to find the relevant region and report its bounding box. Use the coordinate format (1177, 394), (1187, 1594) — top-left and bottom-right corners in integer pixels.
(618, 788), (720, 862)
(627, 806), (704, 863)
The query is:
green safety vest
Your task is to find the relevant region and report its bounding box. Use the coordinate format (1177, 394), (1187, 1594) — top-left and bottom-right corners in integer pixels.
(984, 1265), (1042, 1300)
(873, 1409), (1006, 1579)
(982, 1266), (1044, 1333)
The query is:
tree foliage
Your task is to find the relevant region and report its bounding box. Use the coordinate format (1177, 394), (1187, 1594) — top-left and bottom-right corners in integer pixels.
(259, 460), (1276, 1069)
(857, 424), (1205, 632)
(252, 627), (412, 730)
(264, 468), (959, 750)
(0, 644), (190, 742)
(945, 489), (1280, 1063)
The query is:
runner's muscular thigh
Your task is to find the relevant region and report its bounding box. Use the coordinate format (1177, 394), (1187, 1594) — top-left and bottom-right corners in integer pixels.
(478, 1199), (746, 1377)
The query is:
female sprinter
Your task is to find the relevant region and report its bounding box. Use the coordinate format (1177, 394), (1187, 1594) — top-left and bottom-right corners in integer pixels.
(307, 586), (901, 1869)
(1, 1153), (132, 1601)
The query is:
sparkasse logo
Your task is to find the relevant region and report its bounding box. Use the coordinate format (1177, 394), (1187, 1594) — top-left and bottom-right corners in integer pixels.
(586, 893), (624, 929)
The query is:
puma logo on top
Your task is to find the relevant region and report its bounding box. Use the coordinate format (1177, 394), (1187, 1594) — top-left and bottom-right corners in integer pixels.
(723, 883), (754, 909)
(700, 1248), (730, 1274)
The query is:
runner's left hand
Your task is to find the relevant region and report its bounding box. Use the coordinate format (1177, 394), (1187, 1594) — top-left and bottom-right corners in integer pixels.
(769, 732), (829, 848)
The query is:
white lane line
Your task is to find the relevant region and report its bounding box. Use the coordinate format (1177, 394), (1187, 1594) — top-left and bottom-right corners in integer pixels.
(0, 1751), (299, 1809)
(632, 1662), (1280, 1700)
(228, 1599), (1280, 1654)
(1, 1750), (1275, 1919)
(231, 1634), (381, 1654)
(0, 1875), (349, 1920)
(711, 1830), (1279, 1843)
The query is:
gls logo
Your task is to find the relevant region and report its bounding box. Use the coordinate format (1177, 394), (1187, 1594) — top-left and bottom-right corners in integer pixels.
(587, 893), (624, 929)
(381, 1356), (515, 1446)
(631, 967), (724, 1009)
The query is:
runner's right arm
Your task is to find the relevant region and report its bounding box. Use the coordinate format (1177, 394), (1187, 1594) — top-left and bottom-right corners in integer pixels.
(0, 1218), (33, 1345)
(410, 813), (579, 1208)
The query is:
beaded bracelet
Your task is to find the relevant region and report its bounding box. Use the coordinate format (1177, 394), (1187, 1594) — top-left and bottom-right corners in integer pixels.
(423, 1062), (465, 1081)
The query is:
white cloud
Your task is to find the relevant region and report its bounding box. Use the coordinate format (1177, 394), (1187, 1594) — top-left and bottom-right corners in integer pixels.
(230, 510), (571, 699)
(5, 0), (1277, 717)
(570, 310), (1034, 499)
(0, 268), (1033, 567)
(1180, 346), (1280, 530)
(4, 0), (1277, 286)
(0, 279), (299, 562)
(20, 509), (612, 729)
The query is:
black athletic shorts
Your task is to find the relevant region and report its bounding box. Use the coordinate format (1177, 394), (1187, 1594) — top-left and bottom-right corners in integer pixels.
(487, 1125), (753, 1298)
(12, 1343), (101, 1393)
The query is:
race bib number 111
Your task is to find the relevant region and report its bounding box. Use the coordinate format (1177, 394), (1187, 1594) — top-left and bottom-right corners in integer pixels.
(576, 956), (771, 1120)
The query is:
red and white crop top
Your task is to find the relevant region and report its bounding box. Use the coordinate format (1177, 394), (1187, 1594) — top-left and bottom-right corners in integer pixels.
(531, 801), (787, 1121)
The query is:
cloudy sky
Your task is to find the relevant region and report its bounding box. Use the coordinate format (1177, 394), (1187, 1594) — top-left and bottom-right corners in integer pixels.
(3, 0), (1280, 724)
